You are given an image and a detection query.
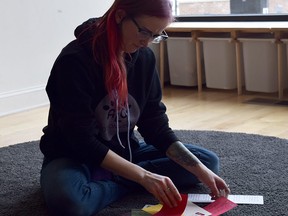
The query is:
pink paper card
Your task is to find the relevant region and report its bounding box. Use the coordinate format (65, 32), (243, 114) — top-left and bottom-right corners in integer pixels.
(203, 197), (237, 216)
(153, 194), (188, 216)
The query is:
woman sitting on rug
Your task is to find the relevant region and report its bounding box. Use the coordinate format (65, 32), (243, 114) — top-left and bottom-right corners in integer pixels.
(39, 0), (230, 215)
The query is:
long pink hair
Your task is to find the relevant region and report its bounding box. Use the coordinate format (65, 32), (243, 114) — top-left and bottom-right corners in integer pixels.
(92, 0), (173, 106)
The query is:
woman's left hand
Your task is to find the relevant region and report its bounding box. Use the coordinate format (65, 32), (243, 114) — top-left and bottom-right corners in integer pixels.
(195, 163), (230, 199)
(166, 141), (230, 199)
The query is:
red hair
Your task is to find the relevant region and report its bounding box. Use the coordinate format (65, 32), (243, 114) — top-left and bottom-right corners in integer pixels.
(92, 0), (174, 106)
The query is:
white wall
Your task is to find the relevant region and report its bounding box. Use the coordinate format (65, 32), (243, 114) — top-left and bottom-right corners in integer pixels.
(0, 0), (114, 116)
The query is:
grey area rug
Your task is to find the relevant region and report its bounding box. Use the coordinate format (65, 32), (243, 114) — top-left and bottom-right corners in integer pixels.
(1, 130), (288, 216)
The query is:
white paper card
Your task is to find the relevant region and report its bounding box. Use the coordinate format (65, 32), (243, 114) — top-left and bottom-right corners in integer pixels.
(182, 201), (211, 216)
(188, 194), (264, 205)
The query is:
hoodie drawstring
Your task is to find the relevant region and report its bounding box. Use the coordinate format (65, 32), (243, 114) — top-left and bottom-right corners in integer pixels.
(115, 93), (132, 162)
(126, 102), (132, 162)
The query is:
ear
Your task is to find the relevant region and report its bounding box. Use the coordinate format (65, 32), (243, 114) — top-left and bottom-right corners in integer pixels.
(115, 9), (127, 24)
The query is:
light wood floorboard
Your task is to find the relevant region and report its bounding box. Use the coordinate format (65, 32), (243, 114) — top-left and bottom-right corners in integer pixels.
(1, 85), (288, 148)
(163, 86), (288, 139)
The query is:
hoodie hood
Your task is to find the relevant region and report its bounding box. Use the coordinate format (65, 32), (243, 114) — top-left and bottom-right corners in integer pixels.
(74, 17), (100, 40)
(74, 17), (139, 67)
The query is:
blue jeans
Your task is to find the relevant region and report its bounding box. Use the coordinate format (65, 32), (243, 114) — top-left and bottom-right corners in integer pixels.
(40, 143), (219, 216)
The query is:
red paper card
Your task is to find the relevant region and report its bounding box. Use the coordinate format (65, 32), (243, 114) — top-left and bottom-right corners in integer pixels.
(203, 197), (237, 216)
(153, 194), (188, 216)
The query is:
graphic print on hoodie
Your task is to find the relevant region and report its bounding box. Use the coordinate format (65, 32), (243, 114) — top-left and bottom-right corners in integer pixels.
(95, 94), (140, 142)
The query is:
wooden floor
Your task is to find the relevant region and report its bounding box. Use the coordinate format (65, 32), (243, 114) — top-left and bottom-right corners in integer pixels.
(1, 85), (288, 148)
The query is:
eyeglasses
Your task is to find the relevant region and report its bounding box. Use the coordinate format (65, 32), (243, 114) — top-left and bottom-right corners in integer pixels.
(130, 17), (168, 44)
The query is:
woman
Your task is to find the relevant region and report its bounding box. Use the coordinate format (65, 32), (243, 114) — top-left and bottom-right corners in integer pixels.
(40, 0), (230, 215)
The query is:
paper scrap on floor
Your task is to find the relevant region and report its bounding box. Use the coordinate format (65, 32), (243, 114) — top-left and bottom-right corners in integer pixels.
(130, 209), (151, 216)
(188, 194), (264, 205)
(152, 194), (188, 216)
(203, 197), (237, 216)
(142, 194), (237, 216)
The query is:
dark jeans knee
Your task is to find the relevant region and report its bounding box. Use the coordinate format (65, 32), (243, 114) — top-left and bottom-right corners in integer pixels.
(184, 144), (220, 174)
(47, 198), (93, 216)
(204, 150), (220, 174)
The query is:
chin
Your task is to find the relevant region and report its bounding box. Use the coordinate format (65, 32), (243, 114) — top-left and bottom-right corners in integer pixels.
(124, 44), (140, 53)
(125, 48), (138, 54)
(129, 49), (138, 54)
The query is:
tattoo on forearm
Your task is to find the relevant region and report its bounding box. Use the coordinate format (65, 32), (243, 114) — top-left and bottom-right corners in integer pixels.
(167, 142), (200, 168)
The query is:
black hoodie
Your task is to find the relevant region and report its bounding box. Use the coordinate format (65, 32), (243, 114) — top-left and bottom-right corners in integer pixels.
(40, 19), (179, 167)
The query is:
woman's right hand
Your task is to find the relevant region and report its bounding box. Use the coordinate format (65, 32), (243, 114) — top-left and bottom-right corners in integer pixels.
(138, 171), (182, 208)
(101, 150), (182, 207)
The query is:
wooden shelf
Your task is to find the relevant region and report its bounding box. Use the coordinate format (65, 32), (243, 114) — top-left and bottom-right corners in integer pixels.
(160, 22), (288, 99)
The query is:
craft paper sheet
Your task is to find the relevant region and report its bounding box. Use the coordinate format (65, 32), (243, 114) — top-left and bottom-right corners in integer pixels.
(143, 194), (238, 216)
(188, 194), (264, 205)
(203, 197), (237, 216)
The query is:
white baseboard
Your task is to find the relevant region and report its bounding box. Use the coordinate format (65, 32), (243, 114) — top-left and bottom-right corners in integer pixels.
(0, 85), (49, 117)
